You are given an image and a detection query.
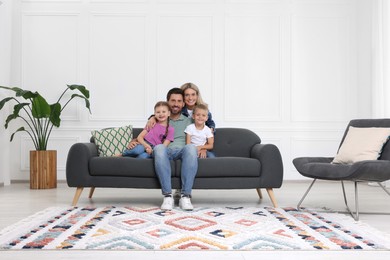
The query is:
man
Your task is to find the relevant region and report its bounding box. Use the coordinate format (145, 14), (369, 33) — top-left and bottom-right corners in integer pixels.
(150, 88), (198, 210)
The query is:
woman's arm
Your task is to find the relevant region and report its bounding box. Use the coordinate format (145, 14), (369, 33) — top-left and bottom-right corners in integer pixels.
(205, 111), (216, 131)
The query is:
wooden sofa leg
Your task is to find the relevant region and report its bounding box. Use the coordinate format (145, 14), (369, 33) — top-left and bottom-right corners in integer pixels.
(266, 188), (278, 208)
(72, 187), (84, 206)
(89, 187), (95, 198)
(256, 188), (263, 199)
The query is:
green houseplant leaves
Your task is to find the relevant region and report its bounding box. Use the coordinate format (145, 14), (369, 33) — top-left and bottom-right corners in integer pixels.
(0, 84), (91, 150)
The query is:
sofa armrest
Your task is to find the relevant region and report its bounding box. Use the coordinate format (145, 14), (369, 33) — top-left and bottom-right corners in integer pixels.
(251, 143), (283, 187)
(66, 143), (98, 187)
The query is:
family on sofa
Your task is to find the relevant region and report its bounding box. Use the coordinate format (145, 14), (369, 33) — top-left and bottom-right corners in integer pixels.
(65, 83), (284, 210)
(118, 85), (215, 211)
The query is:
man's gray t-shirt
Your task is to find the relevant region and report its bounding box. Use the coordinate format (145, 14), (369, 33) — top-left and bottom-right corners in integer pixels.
(168, 114), (192, 149)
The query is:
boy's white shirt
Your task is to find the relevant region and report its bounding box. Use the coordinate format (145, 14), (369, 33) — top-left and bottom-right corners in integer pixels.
(184, 123), (213, 146)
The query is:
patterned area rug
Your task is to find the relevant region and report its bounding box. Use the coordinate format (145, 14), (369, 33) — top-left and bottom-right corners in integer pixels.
(0, 206), (389, 250)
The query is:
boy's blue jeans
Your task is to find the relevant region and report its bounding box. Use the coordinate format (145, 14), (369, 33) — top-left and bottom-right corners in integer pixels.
(153, 144), (198, 196)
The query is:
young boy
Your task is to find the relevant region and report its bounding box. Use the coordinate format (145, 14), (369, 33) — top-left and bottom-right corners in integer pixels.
(184, 104), (215, 158)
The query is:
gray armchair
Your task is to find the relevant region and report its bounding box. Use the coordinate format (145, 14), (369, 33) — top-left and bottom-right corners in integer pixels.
(293, 119), (390, 220)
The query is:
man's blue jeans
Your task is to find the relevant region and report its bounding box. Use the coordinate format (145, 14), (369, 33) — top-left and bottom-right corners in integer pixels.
(153, 144), (198, 196)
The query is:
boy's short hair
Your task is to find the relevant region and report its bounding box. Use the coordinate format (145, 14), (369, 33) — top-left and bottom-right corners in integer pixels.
(194, 104), (209, 114)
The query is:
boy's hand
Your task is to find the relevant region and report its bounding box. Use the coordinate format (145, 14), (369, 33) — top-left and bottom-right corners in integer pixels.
(198, 149), (207, 158)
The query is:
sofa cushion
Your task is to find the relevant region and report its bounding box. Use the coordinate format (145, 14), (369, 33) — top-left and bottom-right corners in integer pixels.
(176, 157), (261, 178)
(91, 125), (133, 157)
(89, 157), (175, 178)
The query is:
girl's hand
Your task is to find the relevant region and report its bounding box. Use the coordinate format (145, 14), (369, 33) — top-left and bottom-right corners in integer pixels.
(146, 116), (157, 131)
(127, 139), (139, 149)
(144, 145), (153, 154)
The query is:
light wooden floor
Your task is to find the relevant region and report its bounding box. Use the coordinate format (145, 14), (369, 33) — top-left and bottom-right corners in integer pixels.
(0, 181), (389, 260)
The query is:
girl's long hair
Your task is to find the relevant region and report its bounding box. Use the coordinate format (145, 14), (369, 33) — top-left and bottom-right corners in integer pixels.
(154, 101), (170, 142)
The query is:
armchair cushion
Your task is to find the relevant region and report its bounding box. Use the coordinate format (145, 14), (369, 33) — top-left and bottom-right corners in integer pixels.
(332, 126), (390, 164)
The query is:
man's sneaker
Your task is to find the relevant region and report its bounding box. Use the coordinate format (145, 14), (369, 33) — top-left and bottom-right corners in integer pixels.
(179, 195), (193, 211)
(161, 196), (173, 211)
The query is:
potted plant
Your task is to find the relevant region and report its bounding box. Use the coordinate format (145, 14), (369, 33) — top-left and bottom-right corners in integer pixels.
(0, 84), (91, 189)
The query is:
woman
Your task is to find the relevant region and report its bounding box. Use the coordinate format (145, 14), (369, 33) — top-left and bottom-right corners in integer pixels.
(180, 82), (216, 132)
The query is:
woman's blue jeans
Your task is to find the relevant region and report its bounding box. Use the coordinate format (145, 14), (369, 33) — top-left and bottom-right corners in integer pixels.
(153, 144), (198, 196)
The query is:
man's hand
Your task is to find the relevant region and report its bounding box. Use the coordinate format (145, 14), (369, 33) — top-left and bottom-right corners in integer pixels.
(146, 116), (157, 131)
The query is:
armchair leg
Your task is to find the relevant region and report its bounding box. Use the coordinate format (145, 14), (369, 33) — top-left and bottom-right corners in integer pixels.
(341, 181), (359, 221)
(72, 187), (84, 206)
(378, 182), (390, 196)
(297, 179), (317, 210)
(266, 188), (278, 208)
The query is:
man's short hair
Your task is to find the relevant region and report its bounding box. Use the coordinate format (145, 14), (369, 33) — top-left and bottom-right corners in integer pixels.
(166, 88), (184, 101)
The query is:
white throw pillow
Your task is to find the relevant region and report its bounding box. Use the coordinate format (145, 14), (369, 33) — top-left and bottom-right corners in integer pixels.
(332, 126), (390, 164)
(91, 125), (133, 157)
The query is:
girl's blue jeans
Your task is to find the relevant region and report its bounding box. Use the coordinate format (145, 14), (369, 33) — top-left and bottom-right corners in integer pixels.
(122, 144), (151, 159)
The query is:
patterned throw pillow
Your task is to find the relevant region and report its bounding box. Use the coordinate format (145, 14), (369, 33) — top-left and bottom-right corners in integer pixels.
(91, 125), (133, 157)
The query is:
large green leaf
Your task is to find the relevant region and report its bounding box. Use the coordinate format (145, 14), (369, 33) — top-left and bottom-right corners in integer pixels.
(67, 84), (90, 98)
(31, 94), (51, 118)
(5, 103), (30, 128)
(10, 127), (26, 142)
(20, 90), (39, 99)
(0, 97), (14, 110)
(50, 103), (61, 127)
(0, 86), (38, 99)
(71, 94), (91, 113)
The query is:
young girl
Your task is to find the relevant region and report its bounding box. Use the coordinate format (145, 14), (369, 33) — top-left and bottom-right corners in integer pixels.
(180, 82), (216, 132)
(121, 101), (174, 158)
(184, 104), (215, 158)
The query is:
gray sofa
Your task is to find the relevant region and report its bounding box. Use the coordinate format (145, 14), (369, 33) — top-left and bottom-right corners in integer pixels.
(66, 128), (284, 206)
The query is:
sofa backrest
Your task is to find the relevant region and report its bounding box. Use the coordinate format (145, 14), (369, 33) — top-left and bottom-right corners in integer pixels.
(95, 127), (261, 158)
(212, 128), (260, 157)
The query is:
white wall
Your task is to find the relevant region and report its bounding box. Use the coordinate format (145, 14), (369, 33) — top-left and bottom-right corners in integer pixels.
(0, 0), (12, 186)
(2, 0), (374, 182)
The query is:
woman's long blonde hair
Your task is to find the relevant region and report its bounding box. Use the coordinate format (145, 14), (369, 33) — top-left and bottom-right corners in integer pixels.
(180, 82), (207, 106)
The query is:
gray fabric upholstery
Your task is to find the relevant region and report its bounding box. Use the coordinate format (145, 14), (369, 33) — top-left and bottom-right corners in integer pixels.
(66, 128), (283, 194)
(293, 119), (390, 182)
